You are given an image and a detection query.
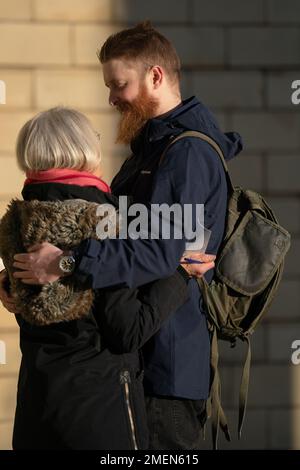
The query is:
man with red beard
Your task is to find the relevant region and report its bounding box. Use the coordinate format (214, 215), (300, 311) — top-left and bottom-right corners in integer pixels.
(113, 84), (158, 145)
(3, 22), (243, 449)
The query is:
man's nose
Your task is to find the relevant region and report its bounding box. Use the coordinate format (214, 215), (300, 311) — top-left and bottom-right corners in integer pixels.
(109, 91), (118, 107)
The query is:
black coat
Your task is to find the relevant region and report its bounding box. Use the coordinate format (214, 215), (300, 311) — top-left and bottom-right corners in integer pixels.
(11, 182), (189, 450)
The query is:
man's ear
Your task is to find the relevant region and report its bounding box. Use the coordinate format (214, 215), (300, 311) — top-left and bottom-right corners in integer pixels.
(151, 65), (163, 89)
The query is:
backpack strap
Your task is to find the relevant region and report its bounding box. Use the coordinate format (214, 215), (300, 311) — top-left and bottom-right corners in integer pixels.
(158, 130), (234, 192)
(238, 336), (251, 438)
(208, 326), (231, 449)
(200, 274), (253, 446)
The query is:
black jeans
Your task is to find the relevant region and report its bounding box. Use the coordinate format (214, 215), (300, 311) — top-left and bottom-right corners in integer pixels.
(145, 395), (207, 450)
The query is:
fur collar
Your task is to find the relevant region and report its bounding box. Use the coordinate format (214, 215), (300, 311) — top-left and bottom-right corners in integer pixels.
(0, 189), (118, 326)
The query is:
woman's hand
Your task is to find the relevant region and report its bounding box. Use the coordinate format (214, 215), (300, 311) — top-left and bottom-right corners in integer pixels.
(0, 270), (17, 313)
(180, 252), (216, 279)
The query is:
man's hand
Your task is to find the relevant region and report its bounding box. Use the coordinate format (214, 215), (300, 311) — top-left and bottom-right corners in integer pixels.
(0, 270), (18, 313)
(13, 242), (64, 285)
(180, 252), (216, 279)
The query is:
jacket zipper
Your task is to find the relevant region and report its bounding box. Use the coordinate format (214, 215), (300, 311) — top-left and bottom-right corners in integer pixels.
(120, 370), (138, 450)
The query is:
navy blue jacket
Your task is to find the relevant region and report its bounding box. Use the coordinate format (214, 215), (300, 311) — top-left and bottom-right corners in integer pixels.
(74, 96), (242, 399)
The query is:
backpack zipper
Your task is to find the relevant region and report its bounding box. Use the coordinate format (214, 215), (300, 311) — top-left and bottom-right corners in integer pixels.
(120, 370), (138, 450)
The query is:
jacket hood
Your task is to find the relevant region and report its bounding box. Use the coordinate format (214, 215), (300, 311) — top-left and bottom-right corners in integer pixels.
(132, 96), (243, 162)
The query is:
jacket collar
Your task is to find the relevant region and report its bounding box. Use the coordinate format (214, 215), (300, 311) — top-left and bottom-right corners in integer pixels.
(130, 95), (243, 162)
(130, 97), (199, 156)
(22, 182), (118, 207)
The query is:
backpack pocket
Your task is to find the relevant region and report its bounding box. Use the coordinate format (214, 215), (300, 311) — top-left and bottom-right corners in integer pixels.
(216, 211), (291, 296)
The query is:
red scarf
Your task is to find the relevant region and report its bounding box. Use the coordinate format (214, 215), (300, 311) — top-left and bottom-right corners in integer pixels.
(24, 169), (111, 193)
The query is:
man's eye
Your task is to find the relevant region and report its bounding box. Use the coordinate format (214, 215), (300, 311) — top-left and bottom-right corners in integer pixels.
(117, 83), (127, 89)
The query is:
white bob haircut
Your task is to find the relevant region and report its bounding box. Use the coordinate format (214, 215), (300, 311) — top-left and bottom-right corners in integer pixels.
(16, 107), (101, 173)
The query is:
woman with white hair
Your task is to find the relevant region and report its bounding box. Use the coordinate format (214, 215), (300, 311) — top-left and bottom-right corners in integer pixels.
(0, 107), (214, 450)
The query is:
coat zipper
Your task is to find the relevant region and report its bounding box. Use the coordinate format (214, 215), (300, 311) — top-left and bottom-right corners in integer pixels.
(120, 370), (138, 450)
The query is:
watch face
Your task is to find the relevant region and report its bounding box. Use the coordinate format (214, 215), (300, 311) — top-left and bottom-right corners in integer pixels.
(59, 256), (75, 273)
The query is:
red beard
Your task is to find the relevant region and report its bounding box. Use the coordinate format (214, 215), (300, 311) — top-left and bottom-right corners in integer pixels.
(116, 86), (158, 144)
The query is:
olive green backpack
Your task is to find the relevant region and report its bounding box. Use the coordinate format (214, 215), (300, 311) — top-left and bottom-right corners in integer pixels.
(160, 131), (291, 449)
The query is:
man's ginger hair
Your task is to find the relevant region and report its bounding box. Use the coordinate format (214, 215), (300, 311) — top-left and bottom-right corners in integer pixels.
(98, 21), (181, 86)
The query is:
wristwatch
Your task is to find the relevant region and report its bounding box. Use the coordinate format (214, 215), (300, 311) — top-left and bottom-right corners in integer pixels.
(58, 253), (76, 275)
